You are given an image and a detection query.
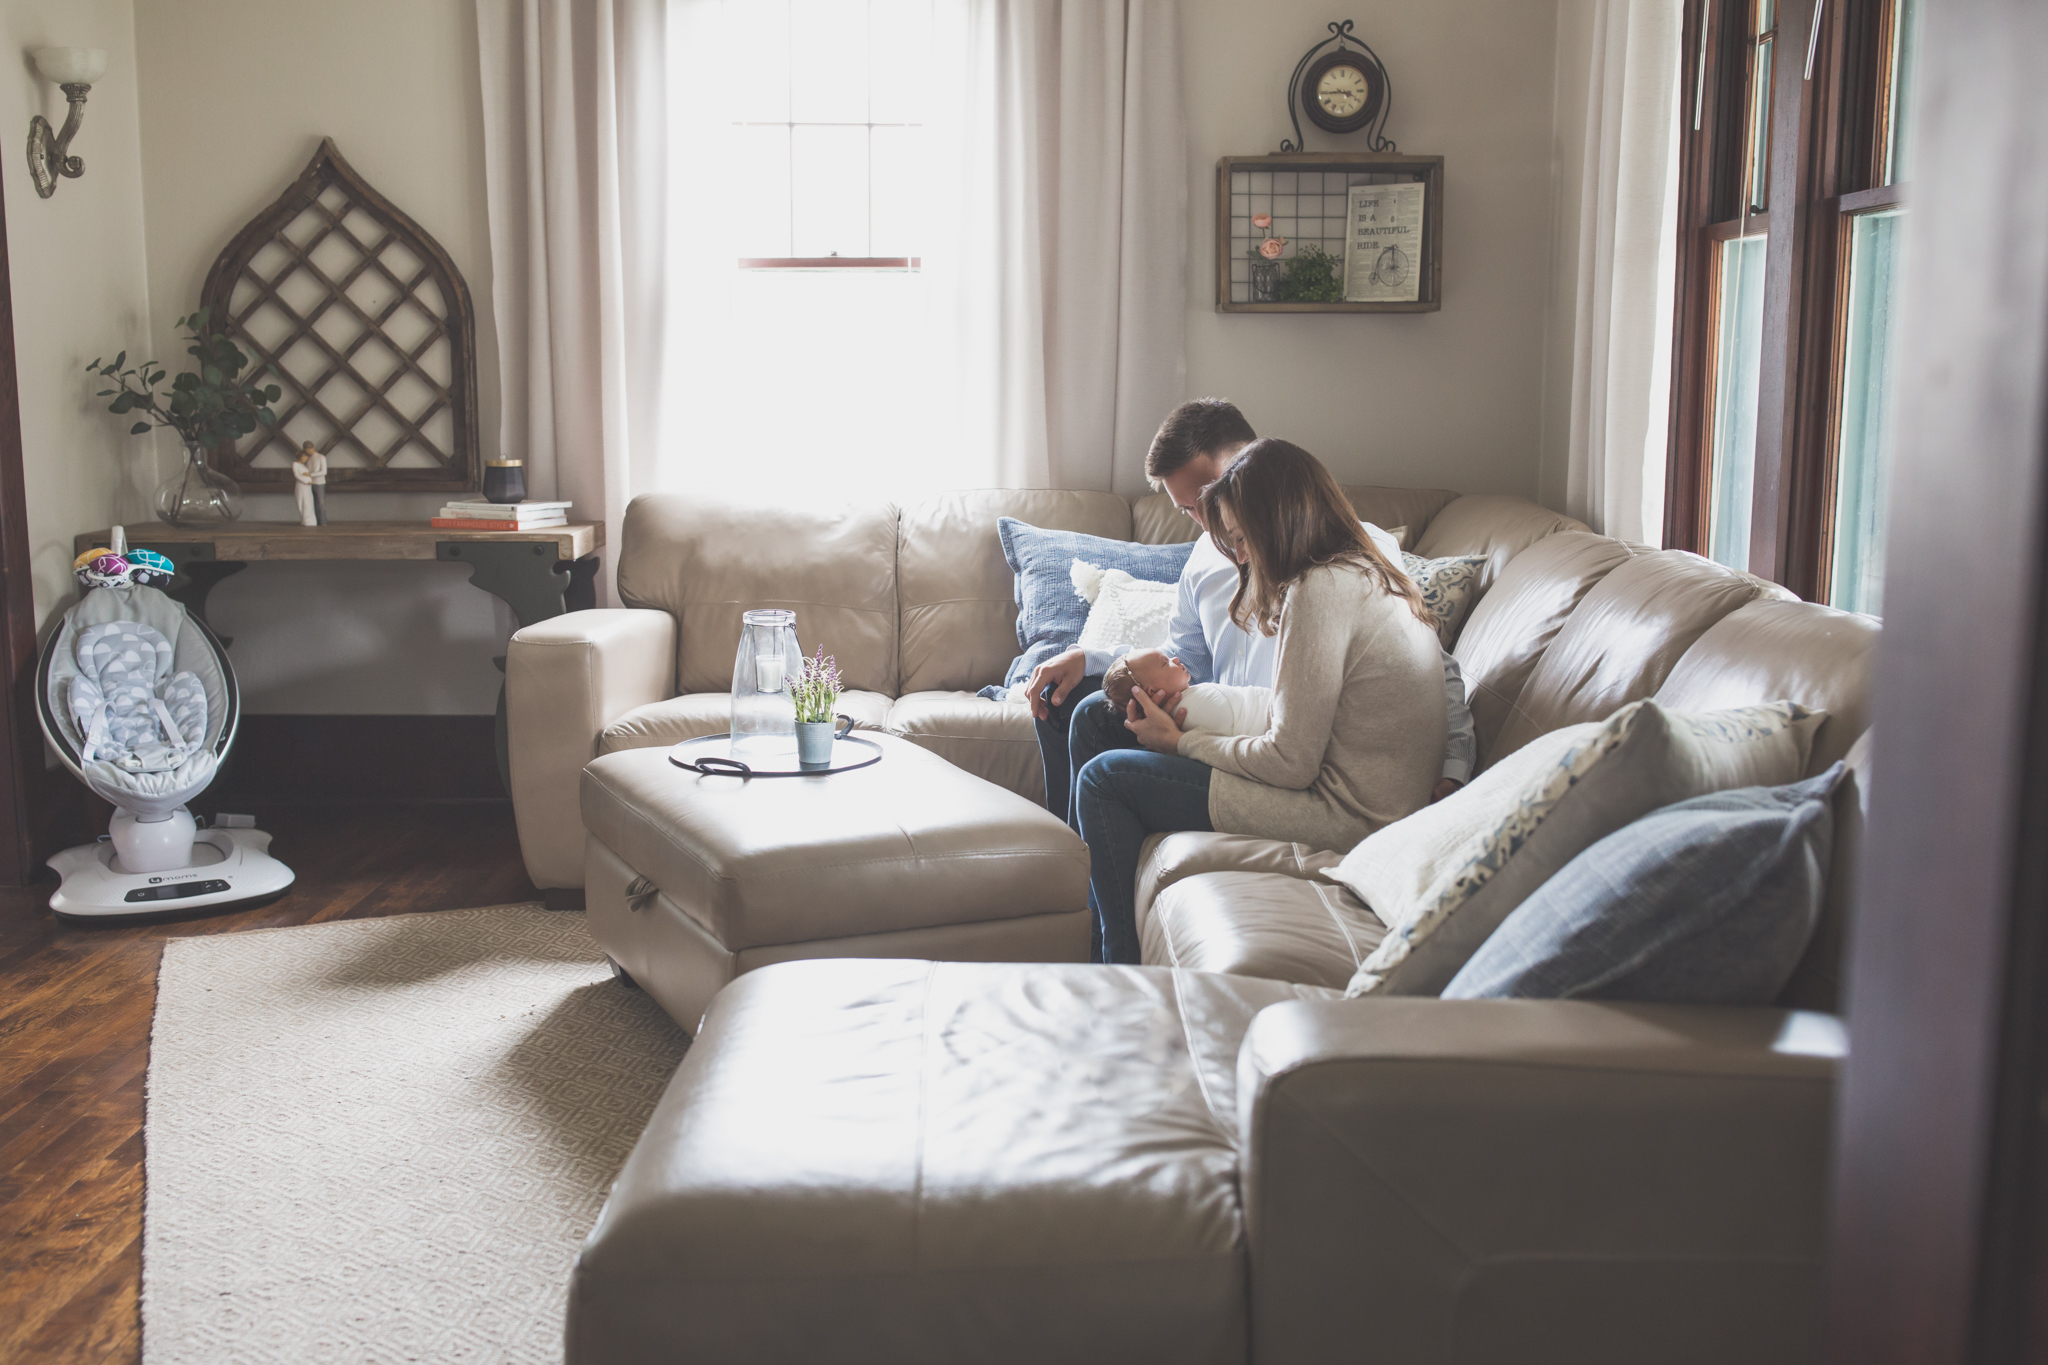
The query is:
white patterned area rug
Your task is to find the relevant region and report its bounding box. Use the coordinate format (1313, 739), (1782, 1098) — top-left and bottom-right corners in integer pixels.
(143, 904), (689, 1365)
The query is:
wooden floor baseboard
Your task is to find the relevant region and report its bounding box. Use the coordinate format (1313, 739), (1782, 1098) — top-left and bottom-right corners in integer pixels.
(23, 715), (506, 883)
(206, 713), (504, 805)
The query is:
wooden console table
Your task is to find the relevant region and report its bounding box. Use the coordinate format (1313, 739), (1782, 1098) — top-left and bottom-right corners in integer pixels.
(73, 521), (604, 786)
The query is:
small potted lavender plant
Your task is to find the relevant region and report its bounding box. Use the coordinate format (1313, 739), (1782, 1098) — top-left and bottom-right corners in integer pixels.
(790, 645), (845, 768)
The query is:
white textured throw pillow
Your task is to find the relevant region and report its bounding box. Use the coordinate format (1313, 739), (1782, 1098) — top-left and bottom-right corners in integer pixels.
(1072, 560), (1179, 655)
(1324, 699), (1825, 997)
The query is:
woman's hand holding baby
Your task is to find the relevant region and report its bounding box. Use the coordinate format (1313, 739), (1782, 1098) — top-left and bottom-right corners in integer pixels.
(1147, 686), (1190, 726)
(1124, 687), (1186, 754)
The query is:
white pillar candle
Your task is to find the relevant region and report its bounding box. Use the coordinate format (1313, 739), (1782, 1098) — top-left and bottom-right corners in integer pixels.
(757, 654), (783, 693)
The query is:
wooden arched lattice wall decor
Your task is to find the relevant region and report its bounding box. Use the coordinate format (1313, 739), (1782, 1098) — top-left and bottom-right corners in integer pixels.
(199, 138), (480, 493)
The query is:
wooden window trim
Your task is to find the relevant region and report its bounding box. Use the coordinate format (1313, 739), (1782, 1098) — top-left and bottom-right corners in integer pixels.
(738, 257), (921, 269)
(1666, 0), (1758, 553)
(1780, 0), (1894, 599)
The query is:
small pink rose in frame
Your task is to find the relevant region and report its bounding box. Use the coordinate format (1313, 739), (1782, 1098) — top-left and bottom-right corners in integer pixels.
(1259, 236), (1287, 260)
(1252, 212), (1272, 230)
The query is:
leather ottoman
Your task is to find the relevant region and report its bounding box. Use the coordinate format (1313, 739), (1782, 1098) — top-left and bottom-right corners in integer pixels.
(579, 731), (1092, 1031)
(567, 957), (1330, 1365)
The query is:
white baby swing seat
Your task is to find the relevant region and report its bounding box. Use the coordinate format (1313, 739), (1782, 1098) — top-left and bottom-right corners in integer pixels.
(38, 573), (293, 919)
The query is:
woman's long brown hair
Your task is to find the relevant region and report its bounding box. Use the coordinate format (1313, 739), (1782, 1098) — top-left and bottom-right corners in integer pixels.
(1199, 438), (1436, 636)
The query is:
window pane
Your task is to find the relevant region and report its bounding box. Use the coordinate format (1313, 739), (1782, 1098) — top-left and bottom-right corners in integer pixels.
(730, 124), (792, 257)
(790, 124), (869, 256)
(666, 270), (931, 492)
(1706, 233), (1769, 570)
(790, 0), (869, 123)
(1883, 0), (1921, 185)
(1829, 209), (1905, 615)
(721, 0), (791, 125)
(869, 124), (922, 257)
(1746, 0), (1776, 210)
(869, 0), (929, 124)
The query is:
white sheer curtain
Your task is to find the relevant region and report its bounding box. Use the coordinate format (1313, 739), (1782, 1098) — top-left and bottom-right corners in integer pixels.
(925, 0), (1188, 493)
(475, 0), (669, 595)
(1562, 0), (1682, 544)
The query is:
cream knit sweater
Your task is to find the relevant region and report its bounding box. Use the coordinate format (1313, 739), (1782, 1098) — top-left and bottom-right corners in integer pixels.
(1178, 561), (1448, 853)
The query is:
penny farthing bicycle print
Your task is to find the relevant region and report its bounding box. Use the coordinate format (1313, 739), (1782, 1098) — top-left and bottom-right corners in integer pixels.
(1372, 243), (1410, 290)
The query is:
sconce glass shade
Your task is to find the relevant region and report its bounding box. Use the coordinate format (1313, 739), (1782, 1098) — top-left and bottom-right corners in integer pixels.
(32, 47), (107, 85)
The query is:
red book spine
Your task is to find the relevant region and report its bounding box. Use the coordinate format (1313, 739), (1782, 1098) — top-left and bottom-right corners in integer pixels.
(430, 517), (563, 531)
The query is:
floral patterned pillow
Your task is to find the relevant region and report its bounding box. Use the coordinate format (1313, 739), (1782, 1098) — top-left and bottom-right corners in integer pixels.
(1401, 551), (1489, 649)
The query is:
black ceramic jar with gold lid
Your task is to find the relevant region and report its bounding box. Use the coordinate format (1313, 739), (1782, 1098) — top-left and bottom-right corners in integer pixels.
(482, 459), (527, 505)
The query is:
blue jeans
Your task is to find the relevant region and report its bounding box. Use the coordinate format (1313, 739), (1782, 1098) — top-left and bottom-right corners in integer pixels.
(1075, 749), (1214, 965)
(1034, 682), (1141, 830)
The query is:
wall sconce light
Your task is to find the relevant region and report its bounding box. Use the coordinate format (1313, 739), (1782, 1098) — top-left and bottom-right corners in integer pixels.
(26, 46), (108, 199)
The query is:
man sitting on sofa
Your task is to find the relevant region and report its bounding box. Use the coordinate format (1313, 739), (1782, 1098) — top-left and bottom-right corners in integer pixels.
(1026, 397), (1475, 827)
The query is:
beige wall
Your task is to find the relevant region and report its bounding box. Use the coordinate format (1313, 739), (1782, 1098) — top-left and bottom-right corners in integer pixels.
(75, 0), (1591, 715)
(2, 0), (156, 637)
(1182, 0), (1566, 498)
(133, 0), (507, 714)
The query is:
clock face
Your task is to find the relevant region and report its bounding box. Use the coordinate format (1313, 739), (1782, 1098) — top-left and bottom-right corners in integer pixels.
(1301, 50), (1383, 134)
(1317, 64), (1370, 119)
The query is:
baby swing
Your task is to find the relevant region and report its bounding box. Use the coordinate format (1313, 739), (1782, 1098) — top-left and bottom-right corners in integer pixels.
(36, 530), (293, 918)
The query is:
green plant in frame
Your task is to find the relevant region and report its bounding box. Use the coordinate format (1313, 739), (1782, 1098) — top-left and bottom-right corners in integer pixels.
(1274, 243), (1346, 303)
(86, 308), (282, 449)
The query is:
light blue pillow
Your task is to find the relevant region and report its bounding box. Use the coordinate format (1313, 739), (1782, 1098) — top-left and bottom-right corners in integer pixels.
(1440, 763), (1845, 1004)
(988, 518), (1194, 696)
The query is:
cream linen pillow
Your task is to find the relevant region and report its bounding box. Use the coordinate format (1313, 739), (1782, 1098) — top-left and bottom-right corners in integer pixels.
(1324, 699), (1825, 997)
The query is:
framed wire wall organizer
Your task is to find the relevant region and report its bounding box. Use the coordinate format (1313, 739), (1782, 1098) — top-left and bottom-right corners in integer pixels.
(199, 139), (481, 493)
(1216, 153), (1444, 313)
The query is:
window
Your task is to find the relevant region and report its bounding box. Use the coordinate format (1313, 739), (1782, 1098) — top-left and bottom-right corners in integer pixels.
(1667, 0), (1918, 614)
(725, 0), (926, 267)
(662, 0), (939, 495)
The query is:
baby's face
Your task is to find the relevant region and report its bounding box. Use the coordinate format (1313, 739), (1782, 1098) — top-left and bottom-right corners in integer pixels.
(1126, 650), (1190, 699)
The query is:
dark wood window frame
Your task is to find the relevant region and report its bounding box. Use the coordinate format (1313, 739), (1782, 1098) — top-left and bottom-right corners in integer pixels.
(1666, 0), (1906, 602)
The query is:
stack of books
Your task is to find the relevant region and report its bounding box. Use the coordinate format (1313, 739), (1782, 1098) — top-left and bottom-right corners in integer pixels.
(430, 500), (573, 531)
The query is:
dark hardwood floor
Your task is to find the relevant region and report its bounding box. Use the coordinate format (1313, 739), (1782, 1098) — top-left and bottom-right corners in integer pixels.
(0, 801), (539, 1364)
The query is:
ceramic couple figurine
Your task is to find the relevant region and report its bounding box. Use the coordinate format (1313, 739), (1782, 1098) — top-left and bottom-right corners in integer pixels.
(292, 442), (328, 527)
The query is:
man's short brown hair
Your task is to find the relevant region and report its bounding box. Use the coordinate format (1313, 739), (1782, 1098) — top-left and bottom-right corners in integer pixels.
(1145, 399), (1257, 485)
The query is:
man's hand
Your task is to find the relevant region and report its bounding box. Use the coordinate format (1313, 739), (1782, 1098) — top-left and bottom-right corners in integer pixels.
(1026, 648), (1089, 721)
(1431, 777), (1464, 804)
(1124, 687), (1186, 755)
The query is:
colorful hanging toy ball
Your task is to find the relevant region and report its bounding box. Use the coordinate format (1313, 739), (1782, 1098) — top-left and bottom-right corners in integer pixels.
(125, 548), (176, 588)
(72, 546), (177, 591)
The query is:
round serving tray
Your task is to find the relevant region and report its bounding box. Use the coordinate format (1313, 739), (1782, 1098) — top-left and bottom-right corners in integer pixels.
(666, 732), (884, 778)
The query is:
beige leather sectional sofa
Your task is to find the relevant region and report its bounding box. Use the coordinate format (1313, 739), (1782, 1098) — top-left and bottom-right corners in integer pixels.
(507, 483), (1583, 891)
(510, 484), (1880, 1362)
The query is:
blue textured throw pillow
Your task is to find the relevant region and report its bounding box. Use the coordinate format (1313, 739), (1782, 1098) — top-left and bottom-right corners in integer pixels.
(1440, 763), (1846, 1004)
(988, 518), (1194, 696)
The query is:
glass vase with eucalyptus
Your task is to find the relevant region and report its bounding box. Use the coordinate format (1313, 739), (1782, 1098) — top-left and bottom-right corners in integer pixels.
(86, 307), (282, 525)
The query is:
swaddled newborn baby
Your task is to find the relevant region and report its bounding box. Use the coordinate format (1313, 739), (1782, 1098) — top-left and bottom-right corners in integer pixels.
(1101, 647), (1271, 736)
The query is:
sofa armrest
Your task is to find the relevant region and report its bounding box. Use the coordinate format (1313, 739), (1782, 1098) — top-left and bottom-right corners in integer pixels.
(507, 608), (676, 889)
(1237, 998), (1843, 1365)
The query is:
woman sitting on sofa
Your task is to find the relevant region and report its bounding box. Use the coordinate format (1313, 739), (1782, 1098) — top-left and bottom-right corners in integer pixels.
(1074, 438), (1449, 964)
